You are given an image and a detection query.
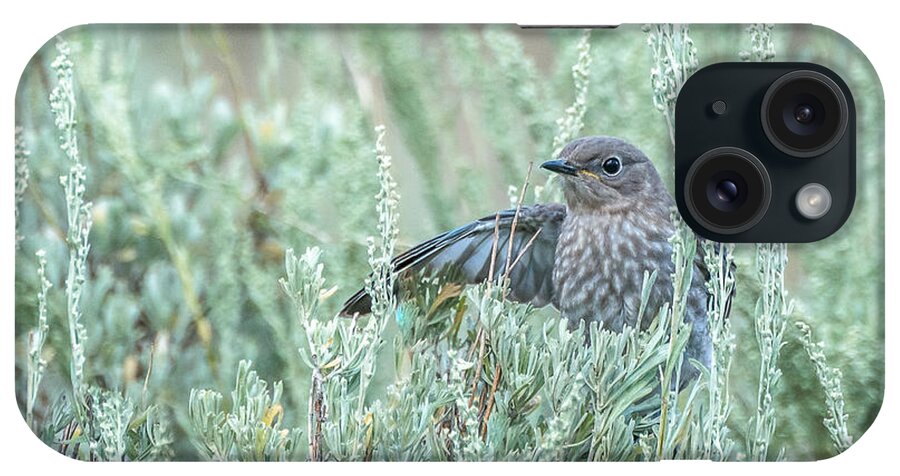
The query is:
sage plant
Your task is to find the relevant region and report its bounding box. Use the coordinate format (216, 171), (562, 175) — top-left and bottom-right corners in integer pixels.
(701, 241), (737, 460)
(189, 360), (302, 461)
(49, 38), (92, 420)
(26, 250), (51, 429)
(646, 24), (698, 146)
(795, 322), (853, 453)
(749, 243), (792, 461)
(14, 126), (30, 248)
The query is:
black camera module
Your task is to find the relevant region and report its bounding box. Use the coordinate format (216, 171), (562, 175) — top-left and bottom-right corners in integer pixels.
(683, 147), (771, 235)
(761, 70), (849, 158)
(676, 62), (855, 242)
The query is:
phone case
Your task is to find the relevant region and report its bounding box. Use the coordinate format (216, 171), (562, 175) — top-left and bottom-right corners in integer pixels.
(14, 24), (883, 461)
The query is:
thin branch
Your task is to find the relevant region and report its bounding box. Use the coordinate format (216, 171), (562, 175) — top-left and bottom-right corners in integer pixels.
(507, 229), (543, 277)
(481, 363), (502, 439)
(501, 162), (534, 287)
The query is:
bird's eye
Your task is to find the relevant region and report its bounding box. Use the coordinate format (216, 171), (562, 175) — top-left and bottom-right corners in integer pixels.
(601, 157), (622, 176)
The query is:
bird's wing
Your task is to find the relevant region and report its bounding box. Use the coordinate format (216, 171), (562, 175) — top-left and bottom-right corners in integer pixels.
(340, 203), (567, 316)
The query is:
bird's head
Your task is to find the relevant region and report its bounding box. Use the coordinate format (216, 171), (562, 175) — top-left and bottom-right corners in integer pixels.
(541, 136), (670, 214)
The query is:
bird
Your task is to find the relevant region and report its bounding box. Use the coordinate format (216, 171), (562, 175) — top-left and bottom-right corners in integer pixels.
(341, 135), (723, 383)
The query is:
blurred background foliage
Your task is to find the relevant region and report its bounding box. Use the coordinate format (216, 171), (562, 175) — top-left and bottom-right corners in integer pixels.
(14, 24), (882, 460)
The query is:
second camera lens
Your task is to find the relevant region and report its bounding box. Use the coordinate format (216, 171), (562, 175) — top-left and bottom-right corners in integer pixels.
(761, 70), (849, 158)
(684, 147), (772, 235)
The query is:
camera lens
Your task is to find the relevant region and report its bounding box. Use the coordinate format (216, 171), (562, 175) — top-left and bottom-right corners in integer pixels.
(684, 147), (771, 235)
(761, 70), (849, 158)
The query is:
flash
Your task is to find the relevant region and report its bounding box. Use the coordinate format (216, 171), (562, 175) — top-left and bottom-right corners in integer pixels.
(795, 183), (832, 220)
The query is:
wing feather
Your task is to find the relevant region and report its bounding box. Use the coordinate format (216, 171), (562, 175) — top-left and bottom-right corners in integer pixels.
(340, 203), (566, 316)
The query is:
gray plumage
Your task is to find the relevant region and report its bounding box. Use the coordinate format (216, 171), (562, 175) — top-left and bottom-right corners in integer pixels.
(341, 136), (719, 382)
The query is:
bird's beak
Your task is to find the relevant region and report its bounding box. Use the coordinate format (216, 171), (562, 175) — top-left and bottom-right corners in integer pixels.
(540, 159), (579, 176)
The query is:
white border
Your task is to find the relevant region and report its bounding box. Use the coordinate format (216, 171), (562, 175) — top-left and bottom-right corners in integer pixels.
(2, 1), (894, 473)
